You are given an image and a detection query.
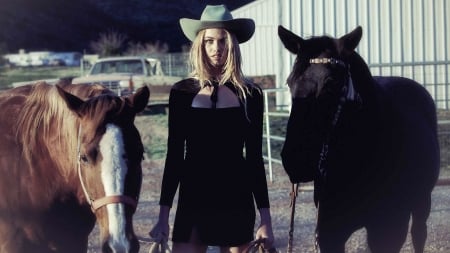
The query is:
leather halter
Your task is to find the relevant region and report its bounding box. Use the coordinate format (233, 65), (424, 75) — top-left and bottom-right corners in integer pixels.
(77, 125), (138, 213)
(309, 57), (346, 67)
(309, 57), (357, 179)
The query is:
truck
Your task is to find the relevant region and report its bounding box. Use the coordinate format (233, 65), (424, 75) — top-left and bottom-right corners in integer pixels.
(71, 56), (183, 104)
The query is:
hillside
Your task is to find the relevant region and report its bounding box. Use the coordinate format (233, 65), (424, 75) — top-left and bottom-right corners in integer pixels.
(0, 0), (253, 53)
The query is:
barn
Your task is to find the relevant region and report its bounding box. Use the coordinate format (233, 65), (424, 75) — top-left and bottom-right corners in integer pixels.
(232, 0), (450, 109)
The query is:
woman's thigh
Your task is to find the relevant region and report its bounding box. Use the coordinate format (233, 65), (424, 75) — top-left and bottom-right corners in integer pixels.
(172, 242), (207, 253)
(219, 242), (251, 253)
(172, 227), (208, 253)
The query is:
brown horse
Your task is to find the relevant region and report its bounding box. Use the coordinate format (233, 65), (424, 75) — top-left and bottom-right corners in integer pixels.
(0, 81), (150, 253)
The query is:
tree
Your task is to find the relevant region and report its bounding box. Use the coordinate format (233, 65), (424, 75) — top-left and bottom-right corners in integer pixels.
(0, 42), (7, 69)
(126, 40), (169, 56)
(90, 30), (127, 57)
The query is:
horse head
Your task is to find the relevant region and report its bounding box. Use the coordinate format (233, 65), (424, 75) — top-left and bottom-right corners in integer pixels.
(278, 26), (364, 183)
(57, 85), (149, 253)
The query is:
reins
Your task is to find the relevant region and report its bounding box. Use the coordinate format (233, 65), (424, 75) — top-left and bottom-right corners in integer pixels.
(287, 183), (299, 253)
(76, 124), (138, 213)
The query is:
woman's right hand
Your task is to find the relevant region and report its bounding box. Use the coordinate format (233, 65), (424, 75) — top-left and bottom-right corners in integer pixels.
(149, 220), (170, 242)
(149, 205), (171, 242)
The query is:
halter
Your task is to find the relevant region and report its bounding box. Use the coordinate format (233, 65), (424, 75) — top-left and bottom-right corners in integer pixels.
(309, 57), (346, 67)
(309, 57), (358, 178)
(77, 125), (138, 213)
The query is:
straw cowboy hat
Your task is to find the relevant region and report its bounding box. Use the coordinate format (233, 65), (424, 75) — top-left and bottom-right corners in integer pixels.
(180, 4), (255, 43)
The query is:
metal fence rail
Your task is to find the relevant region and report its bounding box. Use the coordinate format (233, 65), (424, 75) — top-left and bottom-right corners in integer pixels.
(263, 88), (289, 182)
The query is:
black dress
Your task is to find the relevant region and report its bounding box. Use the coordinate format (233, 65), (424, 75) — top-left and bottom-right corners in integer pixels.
(159, 78), (270, 246)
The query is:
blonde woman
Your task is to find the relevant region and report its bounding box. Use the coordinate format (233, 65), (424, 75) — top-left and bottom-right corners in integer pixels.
(150, 5), (275, 253)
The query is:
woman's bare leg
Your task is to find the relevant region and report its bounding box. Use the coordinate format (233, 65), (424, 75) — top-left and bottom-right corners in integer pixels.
(219, 242), (251, 253)
(172, 228), (208, 253)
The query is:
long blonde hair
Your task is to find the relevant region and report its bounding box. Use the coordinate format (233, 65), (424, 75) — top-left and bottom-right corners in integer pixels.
(188, 29), (250, 99)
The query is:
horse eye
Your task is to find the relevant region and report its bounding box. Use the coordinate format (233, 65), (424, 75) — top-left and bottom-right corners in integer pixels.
(80, 154), (89, 163)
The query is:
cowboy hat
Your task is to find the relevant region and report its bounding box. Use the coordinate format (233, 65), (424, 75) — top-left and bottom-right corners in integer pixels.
(180, 4), (255, 43)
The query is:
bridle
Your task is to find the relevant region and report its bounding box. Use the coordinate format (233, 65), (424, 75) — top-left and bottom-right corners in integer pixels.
(309, 57), (357, 179)
(77, 125), (138, 213)
(287, 58), (361, 253)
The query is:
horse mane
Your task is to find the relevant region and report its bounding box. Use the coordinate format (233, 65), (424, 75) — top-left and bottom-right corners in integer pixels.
(347, 51), (379, 108)
(15, 82), (80, 166)
(15, 81), (117, 162)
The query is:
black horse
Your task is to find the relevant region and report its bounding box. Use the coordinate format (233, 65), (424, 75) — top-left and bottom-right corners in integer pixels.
(278, 25), (440, 253)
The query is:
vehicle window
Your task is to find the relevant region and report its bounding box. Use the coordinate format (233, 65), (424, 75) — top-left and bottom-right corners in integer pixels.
(90, 60), (143, 74)
(145, 60), (155, 75)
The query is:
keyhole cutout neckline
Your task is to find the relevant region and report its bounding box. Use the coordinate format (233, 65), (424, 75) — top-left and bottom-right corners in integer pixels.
(191, 82), (241, 109)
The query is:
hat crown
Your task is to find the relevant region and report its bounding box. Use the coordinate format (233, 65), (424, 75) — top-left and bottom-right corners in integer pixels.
(200, 5), (233, 21)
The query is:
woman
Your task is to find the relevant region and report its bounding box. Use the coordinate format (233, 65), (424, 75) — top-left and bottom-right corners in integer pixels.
(150, 4), (275, 253)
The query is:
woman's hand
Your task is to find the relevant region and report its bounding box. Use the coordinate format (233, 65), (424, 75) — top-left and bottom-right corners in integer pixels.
(255, 223), (275, 249)
(255, 208), (275, 249)
(149, 205), (171, 242)
(149, 220), (170, 242)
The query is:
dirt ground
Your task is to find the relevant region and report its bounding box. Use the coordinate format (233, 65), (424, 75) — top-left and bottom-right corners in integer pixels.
(87, 114), (450, 253)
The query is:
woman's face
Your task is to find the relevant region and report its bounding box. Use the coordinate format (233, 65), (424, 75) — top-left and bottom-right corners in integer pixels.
(203, 28), (228, 68)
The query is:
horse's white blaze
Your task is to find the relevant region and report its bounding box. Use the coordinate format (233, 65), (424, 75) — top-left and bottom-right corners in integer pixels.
(99, 124), (129, 252)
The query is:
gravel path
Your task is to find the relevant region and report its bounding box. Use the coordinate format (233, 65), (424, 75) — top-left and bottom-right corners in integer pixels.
(88, 159), (450, 253)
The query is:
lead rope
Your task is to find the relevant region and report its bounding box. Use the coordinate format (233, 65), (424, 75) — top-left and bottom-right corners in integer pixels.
(309, 58), (356, 253)
(287, 183), (299, 253)
(314, 202), (321, 253)
(314, 87), (347, 253)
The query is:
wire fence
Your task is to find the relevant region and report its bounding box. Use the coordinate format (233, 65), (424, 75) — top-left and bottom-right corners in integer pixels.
(142, 52), (190, 78)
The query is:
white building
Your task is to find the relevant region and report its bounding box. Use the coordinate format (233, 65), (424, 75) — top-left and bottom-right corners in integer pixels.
(232, 0), (450, 108)
(4, 51), (81, 67)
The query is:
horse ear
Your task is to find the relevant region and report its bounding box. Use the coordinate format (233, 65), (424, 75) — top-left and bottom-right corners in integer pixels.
(278, 25), (304, 54)
(339, 26), (363, 52)
(56, 85), (84, 116)
(127, 86), (150, 113)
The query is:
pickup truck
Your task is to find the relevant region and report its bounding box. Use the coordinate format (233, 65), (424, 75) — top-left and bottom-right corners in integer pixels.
(71, 56), (182, 103)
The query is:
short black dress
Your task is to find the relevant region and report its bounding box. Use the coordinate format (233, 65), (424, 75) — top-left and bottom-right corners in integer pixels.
(159, 78), (270, 246)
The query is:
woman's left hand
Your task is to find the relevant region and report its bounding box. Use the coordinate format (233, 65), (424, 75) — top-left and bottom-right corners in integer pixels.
(255, 222), (275, 250)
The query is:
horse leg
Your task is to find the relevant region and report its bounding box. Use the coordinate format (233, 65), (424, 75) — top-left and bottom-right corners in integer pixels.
(316, 229), (346, 253)
(366, 208), (410, 253)
(316, 214), (355, 253)
(410, 192), (432, 253)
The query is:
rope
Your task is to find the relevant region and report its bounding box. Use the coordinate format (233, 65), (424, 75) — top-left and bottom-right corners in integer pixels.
(245, 238), (278, 253)
(77, 125), (93, 206)
(287, 183), (299, 253)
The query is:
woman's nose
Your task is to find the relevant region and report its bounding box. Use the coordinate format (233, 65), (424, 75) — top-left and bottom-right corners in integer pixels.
(212, 41), (219, 51)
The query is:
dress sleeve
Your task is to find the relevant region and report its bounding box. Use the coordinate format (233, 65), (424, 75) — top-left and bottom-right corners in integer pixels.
(159, 88), (187, 207)
(245, 84), (270, 209)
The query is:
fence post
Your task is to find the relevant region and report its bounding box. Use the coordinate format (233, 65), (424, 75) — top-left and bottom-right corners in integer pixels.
(263, 90), (273, 183)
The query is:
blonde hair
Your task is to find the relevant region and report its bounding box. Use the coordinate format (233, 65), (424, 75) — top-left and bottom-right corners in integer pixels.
(188, 29), (249, 99)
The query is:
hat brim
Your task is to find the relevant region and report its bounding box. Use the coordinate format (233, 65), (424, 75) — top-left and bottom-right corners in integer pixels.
(180, 18), (255, 43)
